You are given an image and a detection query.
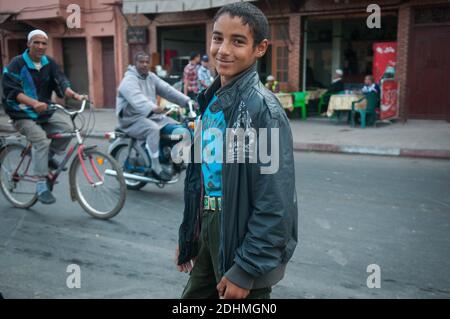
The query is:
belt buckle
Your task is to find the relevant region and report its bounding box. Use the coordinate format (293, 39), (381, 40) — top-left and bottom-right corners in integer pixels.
(204, 196), (221, 212)
(210, 197), (216, 211)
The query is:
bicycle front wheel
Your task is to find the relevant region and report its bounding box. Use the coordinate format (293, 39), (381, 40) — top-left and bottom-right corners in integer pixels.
(70, 148), (126, 219)
(0, 144), (38, 208)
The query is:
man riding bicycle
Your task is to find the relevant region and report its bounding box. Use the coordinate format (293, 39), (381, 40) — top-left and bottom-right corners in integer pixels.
(2, 29), (86, 205)
(116, 51), (194, 182)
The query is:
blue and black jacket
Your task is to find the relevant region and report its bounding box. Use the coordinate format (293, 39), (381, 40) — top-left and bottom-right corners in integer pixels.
(2, 49), (71, 121)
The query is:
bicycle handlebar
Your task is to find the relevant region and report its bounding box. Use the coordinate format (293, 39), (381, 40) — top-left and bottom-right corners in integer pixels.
(187, 100), (197, 119)
(163, 104), (181, 117)
(49, 99), (88, 116)
(163, 103), (197, 120)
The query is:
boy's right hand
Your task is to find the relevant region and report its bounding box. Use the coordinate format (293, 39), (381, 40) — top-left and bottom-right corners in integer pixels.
(174, 245), (195, 273)
(33, 101), (48, 113)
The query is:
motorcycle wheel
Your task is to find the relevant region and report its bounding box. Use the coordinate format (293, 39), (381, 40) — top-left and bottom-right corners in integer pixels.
(110, 144), (148, 190)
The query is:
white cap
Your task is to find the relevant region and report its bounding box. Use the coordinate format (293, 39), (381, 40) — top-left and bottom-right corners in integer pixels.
(27, 29), (48, 42)
(335, 69), (343, 76)
(267, 75), (275, 81)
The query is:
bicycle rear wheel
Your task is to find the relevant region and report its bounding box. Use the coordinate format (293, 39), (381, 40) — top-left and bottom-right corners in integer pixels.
(70, 148), (126, 219)
(0, 144), (38, 208)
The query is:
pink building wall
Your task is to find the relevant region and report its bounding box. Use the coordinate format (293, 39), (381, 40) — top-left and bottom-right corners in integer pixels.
(0, 0), (128, 108)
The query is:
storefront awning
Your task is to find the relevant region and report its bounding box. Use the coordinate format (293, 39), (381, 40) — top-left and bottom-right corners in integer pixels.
(0, 13), (33, 32)
(123, 0), (257, 14)
(0, 13), (12, 24)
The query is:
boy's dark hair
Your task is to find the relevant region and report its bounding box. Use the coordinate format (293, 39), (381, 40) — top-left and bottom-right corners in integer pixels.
(134, 51), (150, 63)
(214, 2), (269, 47)
(190, 51), (200, 61)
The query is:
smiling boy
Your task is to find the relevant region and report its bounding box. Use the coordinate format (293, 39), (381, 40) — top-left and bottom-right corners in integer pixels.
(176, 2), (298, 299)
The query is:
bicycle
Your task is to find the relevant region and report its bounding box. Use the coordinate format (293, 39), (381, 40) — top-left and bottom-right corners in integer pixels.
(0, 99), (126, 220)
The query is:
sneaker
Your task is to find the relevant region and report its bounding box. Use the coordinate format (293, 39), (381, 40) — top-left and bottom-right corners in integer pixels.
(151, 168), (172, 182)
(37, 189), (56, 205)
(36, 180), (56, 204)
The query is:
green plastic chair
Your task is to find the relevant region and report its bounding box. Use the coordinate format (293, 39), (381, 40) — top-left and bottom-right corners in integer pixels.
(351, 92), (380, 128)
(292, 92), (309, 120)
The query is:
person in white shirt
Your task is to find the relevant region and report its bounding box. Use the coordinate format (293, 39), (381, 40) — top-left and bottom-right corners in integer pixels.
(362, 75), (380, 95)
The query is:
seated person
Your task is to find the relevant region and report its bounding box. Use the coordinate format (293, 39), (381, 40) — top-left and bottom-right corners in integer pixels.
(265, 75), (280, 93)
(354, 75), (381, 111)
(353, 75), (381, 126)
(361, 75), (380, 96)
(329, 69), (344, 94)
(116, 51), (193, 182)
(323, 69), (344, 113)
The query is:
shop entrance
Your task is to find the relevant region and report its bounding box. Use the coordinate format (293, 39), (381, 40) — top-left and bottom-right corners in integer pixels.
(304, 15), (398, 90)
(407, 6), (450, 120)
(157, 25), (206, 84)
(62, 38), (89, 108)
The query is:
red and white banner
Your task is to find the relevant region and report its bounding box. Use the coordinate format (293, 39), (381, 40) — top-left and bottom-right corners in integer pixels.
(373, 42), (398, 120)
(380, 79), (399, 120)
(373, 42), (397, 84)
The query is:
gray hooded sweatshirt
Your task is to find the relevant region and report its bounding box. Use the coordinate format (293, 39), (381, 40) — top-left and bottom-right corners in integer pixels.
(116, 65), (190, 128)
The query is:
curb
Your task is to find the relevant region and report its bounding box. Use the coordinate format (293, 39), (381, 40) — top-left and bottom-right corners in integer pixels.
(293, 142), (450, 160)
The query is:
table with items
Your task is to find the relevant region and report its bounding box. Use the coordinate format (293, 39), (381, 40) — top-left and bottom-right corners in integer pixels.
(326, 93), (364, 117)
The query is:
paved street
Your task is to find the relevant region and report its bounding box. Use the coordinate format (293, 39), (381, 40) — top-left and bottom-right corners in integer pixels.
(1, 142), (450, 298)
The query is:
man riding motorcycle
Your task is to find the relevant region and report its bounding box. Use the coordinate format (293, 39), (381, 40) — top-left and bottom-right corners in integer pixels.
(116, 51), (194, 182)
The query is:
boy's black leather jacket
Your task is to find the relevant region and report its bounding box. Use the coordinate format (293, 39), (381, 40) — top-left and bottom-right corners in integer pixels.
(178, 64), (298, 290)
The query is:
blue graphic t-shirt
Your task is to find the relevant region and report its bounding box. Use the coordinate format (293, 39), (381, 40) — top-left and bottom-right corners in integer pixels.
(201, 95), (226, 196)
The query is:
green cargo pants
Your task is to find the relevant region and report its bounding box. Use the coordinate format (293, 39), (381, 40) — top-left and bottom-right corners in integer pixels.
(181, 209), (271, 299)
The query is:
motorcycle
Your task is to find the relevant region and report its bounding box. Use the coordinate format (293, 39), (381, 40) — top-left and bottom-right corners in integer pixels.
(106, 103), (197, 190)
